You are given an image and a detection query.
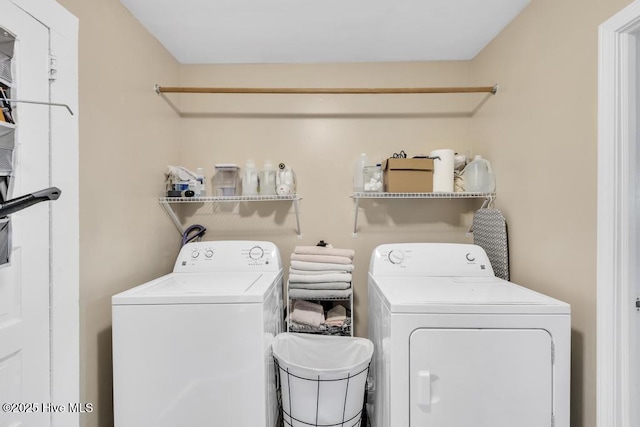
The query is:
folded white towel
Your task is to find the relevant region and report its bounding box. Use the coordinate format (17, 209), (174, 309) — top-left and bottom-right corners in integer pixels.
(294, 246), (355, 259)
(291, 254), (353, 265)
(290, 300), (324, 327)
(291, 260), (355, 272)
(289, 268), (350, 276)
(288, 281), (351, 290)
(289, 273), (352, 283)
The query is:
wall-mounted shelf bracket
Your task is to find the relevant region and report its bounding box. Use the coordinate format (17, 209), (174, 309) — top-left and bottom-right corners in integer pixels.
(159, 195), (303, 238)
(350, 191), (496, 238)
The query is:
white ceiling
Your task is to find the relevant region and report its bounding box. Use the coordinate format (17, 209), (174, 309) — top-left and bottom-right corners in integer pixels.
(120, 0), (531, 64)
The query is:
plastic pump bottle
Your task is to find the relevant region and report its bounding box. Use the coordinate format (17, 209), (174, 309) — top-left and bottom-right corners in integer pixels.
(353, 153), (369, 192)
(462, 155), (496, 193)
(242, 160), (259, 196)
(259, 160), (277, 195)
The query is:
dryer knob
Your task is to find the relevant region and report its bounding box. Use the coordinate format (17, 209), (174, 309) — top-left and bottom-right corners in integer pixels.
(205, 250), (214, 258)
(388, 250), (405, 265)
(191, 250), (200, 259)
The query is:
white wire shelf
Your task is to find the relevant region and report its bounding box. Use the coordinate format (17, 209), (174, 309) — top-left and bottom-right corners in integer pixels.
(158, 194), (302, 237)
(352, 191), (495, 199)
(351, 191), (496, 237)
(288, 295), (352, 301)
(160, 194), (301, 203)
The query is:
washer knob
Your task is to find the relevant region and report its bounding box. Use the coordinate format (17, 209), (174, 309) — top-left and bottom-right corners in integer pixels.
(191, 250), (200, 259)
(249, 246), (264, 260)
(388, 250), (405, 265)
(205, 250), (214, 258)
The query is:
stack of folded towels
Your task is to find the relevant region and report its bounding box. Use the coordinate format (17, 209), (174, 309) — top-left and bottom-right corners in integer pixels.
(287, 245), (354, 301)
(287, 245), (354, 335)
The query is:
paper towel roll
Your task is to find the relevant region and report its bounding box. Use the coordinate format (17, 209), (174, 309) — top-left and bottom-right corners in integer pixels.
(430, 149), (455, 192)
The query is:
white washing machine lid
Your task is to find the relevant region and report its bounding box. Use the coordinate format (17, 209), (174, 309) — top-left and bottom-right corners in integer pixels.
(371, 276), (570, 314)
(112, 272), (280, 305)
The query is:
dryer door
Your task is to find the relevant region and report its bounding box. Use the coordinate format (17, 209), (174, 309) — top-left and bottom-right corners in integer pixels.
(410, 328), (553, 427)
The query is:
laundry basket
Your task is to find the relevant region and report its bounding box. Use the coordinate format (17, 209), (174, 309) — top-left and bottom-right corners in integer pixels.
(272, 333), (374, 427)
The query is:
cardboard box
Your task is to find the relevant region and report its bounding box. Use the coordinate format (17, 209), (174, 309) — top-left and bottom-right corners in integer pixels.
(382, 158), (434, 193)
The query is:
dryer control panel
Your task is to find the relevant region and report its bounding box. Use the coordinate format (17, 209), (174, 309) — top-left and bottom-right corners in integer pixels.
(369, 243), (494, 277)
(173, 241), (282, 272)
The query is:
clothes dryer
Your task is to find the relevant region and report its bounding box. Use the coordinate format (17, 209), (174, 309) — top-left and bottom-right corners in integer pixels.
(112, 241), (284, 427)
(367, 243), (570, 427)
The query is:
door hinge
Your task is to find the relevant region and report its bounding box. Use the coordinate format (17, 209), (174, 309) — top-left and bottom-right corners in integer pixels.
(551, 413), (555, 427)
(551, 341), (555, 365)
(48, 55), (57, 81)
(636, 297), (639, 312)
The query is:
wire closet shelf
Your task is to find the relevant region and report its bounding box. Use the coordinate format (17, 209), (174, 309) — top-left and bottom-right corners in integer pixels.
(159, 194), (301, 203)
(351, 191), (495, 199)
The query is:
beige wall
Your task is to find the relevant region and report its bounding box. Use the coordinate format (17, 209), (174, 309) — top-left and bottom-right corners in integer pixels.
(177, 61), (482, 335)
(470, 0), (631, 426)
(53, 0), (636, 426)
(54, 0), (181, 426)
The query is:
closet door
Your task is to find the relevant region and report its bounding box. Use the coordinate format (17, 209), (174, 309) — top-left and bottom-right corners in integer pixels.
(0, 2), (52, 427)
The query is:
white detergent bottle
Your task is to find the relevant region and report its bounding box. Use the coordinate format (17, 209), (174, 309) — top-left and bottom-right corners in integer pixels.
(276, 163), (297, 195)
(353, 153), (369, 192)
(462, 155), (496, 193)
(259, 160), (277, 195)
(242, 160), (259, 196)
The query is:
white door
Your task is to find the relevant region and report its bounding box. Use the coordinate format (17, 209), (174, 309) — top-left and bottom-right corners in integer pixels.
(635, 27), (640, 425)
(409, 328), (553, 427)
(0, 2), (53, 426)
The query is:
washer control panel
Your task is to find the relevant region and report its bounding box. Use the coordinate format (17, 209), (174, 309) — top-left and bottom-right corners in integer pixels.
(173, 241), (282, 272)
(369, 243), (494, 277)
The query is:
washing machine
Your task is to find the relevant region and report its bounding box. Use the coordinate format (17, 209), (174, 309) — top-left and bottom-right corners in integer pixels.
(112, 241), (284, 427)
(367, 243), (570, 427)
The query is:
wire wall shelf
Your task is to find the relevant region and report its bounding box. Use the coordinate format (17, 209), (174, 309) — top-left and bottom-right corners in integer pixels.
(159, 194), (302, 237)
(351, 191), (495, 199)
(351, 191), (496, 237)
(160, 194), (301, 203)
(289, 295), (352, 301)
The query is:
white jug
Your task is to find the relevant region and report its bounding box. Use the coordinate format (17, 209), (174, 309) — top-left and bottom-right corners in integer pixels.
(242, 160), (259, 196)
(259, 160), (277, 195)
(353, 153), (369, 192)
(462, 155), (496, 193)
